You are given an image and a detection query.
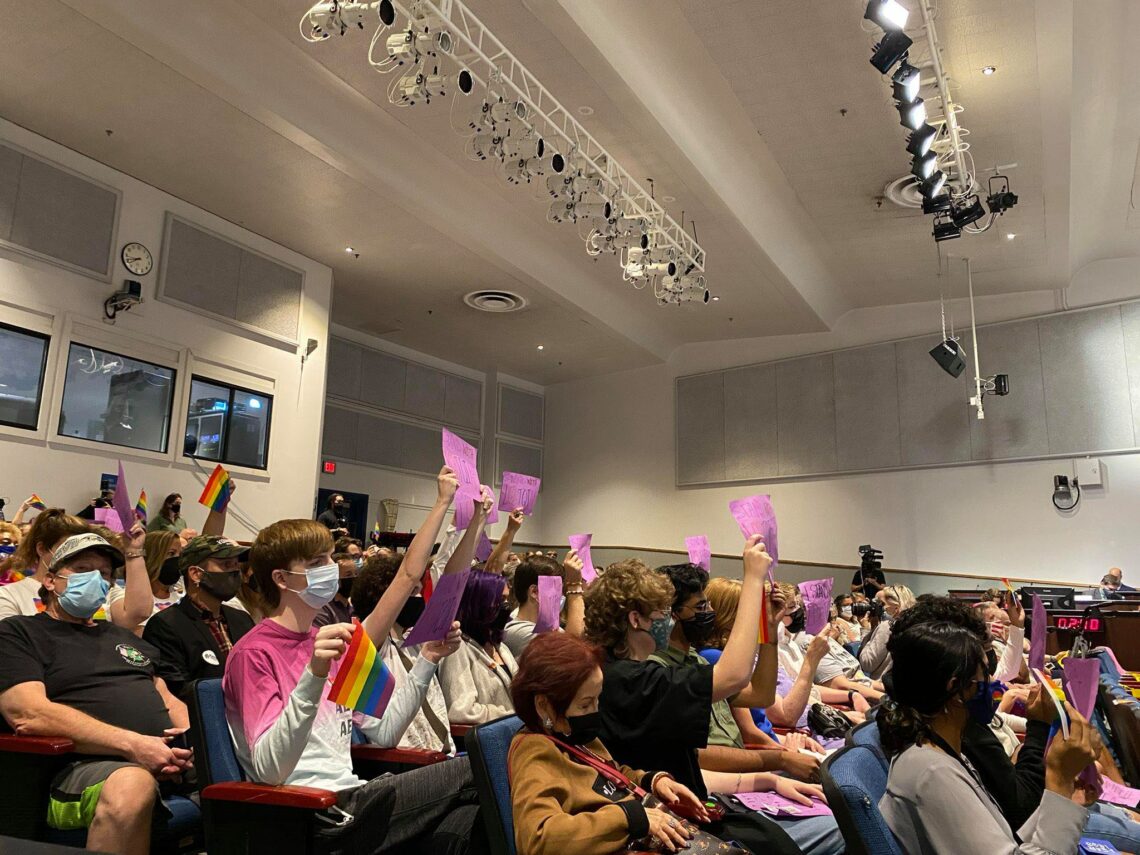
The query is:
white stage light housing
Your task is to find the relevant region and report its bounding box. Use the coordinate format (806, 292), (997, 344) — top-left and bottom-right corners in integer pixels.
(920, 170), (947, 199)
(891, 61), (921, 103)
(546, 174), (572, 197)
(910, 151), (937, 180)
(386, 32), (417, 63)
(501, 132), (544, 159)
(907, 123), (937, 156)
(613, 231), (649, 250)
(897, 97), (926, 130)
(423, 70), (473, 96)
(549, 152), (566, 174)
(489, 99), (527, 123)
(864, 0), (909, 30)
(644, 260), (677, 277)
(548, 198), (577, 223)
(575, 201), (611, 220)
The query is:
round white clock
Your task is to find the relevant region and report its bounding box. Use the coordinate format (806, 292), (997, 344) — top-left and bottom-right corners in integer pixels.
(121, 242), (153, 276)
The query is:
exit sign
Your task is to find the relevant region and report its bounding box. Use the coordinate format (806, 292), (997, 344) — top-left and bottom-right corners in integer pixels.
(322, 460), (337, 474)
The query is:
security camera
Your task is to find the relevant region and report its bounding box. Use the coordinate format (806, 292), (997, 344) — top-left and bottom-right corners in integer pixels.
(103, 280), (143, 323)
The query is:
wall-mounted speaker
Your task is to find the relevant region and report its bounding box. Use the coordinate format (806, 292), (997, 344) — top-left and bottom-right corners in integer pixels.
(929, 339), (965, 378)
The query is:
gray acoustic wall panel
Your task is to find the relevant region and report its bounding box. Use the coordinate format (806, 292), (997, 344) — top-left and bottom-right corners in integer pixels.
(676, 373), (726, 484)
(1121, 303), (1140, 444)
(326, 336), (362, 400)
(359, 347), (406, 412)
(970, 320), (1049, 460)
(321, 405), (358, 459)
(1039, 306), (1134, 453)
(0, 144), (21, 241)
(498, 385), (544, 441)
(237, 252), (302, 341)
(776, 354), (837, 476)
(404, 363), (447, 421)
(497, 439), (543, 479)
(401, 422), (447, 474)
(8, 150), (117, 275)
(723, 364), (779, 481)
(163, 218), (242, 319)
(896, 337), (972, 465)
(355, 412), (403, 469)
(445, 375), (483, 431)
(833, 344), (902, 471)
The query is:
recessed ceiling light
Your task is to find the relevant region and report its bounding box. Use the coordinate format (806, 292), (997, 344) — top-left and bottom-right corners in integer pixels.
(662, 195), (676, 203)
(711, 295), (721, 302)
(344, 246), (355, 253)
(1006, 233), (1016, 240)
(982, 65), (997, 75)
(577, 106), (594, 116)
(536, 345), (544, 351)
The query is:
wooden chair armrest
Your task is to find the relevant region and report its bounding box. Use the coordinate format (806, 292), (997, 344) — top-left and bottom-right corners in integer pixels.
(449, 723), (473, 738)
(351, 745), (448, 766)
(0, 733), (75, 755)
(201, 781), (337, 809)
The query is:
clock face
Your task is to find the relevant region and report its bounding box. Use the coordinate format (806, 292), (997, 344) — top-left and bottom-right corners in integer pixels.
(121, 242), (153, 276)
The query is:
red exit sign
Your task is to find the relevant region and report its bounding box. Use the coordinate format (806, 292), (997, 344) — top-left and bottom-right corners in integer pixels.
(322, 460), (337, 474)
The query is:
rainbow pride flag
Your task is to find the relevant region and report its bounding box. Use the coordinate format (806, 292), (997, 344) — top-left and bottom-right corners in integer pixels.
(327, 622), (395, 719)
(198, 465), (233, 513)
(371, 520), (381, 542)
(421, 567), (434, 605)
(135, 490), (148, 523)
(28, 494), (47, 511)
(758, 581), (772, 645)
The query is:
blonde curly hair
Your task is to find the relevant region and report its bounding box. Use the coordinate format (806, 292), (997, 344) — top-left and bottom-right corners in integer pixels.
(584, 558), (674, 655)
(705, 576), (741, 650)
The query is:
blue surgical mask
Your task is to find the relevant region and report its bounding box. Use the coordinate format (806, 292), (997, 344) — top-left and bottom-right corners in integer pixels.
(965, 679), (995, 726)
(644, 614), (675, 652)
(57, 569), (110, 619)
(287, 562), (340, 609)
(0, 544), (15, 556)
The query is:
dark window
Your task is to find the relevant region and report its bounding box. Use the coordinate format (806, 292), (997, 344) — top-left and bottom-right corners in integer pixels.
(185, 376), (272, 469)
(0, 322), (50, 430)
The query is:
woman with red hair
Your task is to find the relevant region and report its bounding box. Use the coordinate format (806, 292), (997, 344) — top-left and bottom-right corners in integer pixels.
(509, 631), (710, 854)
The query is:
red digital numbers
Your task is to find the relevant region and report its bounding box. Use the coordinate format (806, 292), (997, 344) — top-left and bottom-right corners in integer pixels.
(1055, 616), (1101, 631)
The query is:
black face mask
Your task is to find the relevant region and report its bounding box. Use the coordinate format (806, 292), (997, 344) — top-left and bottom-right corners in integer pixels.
(787, 609), (806, 634)
(158, 557), (182, 587)
(338, 578), (355, 600)
(679, 609), (717, 646)
(199, 568), (242, 601)
(490, 602), (512, 632)
(397, 596), (426, 628)
(334, 502), (346, 512)
(561, 711), (603, 745)
(171, 505), (182, 516)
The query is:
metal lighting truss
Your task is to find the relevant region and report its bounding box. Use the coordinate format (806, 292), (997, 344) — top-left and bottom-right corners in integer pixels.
(915, 0), (975, 199)
(301, 0), (706, 276)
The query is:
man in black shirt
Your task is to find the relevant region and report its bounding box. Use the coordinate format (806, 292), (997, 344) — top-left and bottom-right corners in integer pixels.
(0, 532), (192, 855)
(851, 565), (886, 599)
(317, 494), (349, 538)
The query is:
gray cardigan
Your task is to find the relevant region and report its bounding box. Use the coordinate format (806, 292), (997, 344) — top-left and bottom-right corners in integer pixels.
(437, 636), (518, 724)
(858, 620), (893, 680)
(880, 744), (1087, 855)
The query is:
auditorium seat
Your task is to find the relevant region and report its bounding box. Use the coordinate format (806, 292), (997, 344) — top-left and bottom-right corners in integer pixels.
(821, 744), (903, 855)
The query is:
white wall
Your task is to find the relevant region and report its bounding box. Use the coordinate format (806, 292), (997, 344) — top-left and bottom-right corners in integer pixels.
(539, 287), (1140, 588)
(0, 120), (332, 539)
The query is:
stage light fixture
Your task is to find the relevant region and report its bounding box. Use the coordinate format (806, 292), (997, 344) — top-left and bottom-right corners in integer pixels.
(906, 123), (937, 157)
(921, 193), (951, 215)
(919, 170), (946, 199)
(864, 0), (909, 31)
(911, 152), (937, 180)
(932, 215), (961, 242)
(870, 31), (912, 74)
(891, 61), (921, 103)
(986, 175), (1019, 215)
(951, 195), (986, 228)
(896, 97), (926, 130)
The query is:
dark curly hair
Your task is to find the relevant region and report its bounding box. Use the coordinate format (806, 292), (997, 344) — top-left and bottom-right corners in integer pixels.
(889, 595), (988, 646)
(655, 562), (708, 612)
(350, 553), (403, 620)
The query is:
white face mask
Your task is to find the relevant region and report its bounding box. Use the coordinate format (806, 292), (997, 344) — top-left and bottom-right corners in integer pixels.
(285, 562), (340, 609)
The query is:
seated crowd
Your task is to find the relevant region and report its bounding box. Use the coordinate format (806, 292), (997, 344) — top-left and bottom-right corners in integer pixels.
(0, 470), (1138, 855)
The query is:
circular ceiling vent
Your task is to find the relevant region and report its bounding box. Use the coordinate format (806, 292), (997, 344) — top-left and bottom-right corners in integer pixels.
(883, 174), (925, 209)
(463, 290), (528, 313)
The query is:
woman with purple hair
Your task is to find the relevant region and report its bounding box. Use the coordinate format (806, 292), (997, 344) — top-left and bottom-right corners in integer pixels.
(437, 569), (518, 724)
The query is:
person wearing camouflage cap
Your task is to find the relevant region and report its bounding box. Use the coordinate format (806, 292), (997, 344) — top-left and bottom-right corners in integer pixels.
(141, 535), (254, 701)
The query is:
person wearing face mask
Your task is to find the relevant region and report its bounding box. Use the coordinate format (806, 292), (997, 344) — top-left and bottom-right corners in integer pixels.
(107, 530), (185, 634)
(225, 468), (488, 853)
(0, 521), (24, 585)
(0, 532), (194, 854)
(581, 540), (806, 855)
(879, 617), (1098, 854)
(857, 584), (915, 680)
(502, 551), (586, 658)
(147, 492), (198, 538)
(317, 493), (350, 539)
(509, 631), (710, 855)
(312, 552), (358, 628)
(832, 594), (862, 646)
(142, 535), (255, 700)
(0, 508), (90, 619)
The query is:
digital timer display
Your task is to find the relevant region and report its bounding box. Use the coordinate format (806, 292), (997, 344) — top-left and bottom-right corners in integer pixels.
(1055, 616), (1101, 631)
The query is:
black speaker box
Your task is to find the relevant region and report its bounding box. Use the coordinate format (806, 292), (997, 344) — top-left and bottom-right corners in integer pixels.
(929, 339), (965, 378)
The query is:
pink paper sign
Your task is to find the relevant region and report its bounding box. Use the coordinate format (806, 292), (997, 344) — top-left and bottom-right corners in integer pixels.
(534, 574), (563, 633)
(798, 578), (834, 636)
(441, 428), (480, 494)
(1100, 777), (1140, 809)
(569, 533), (596, 585)
(482, 485), (499, 525)
(685, 535), (711, 572)
(475, 531), (494, 562)
(1063, 658), (1100, 720)
(735, 791), (832, 818)
(112, 461), (135, 532)
(453, 488), (479, 531)
(728, 495), (779, 566)
(404, 569), (471, 646)
(1029, 594), (1047, 672)
(93, 506), (124, 533)
(498, 472), (541, 516)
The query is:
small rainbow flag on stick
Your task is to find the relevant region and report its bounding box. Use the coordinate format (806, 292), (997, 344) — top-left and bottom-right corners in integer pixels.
(28, 494), (47, 511)
(758, 581), (772, 645)
(135, 490), (148, 524)
(198, 464), (234, 513)
(327, 622), (395, 719)
(371, 520), (381, 543)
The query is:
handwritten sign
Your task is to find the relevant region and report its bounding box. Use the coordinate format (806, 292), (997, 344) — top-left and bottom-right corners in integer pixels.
(441, 428), (480, 495)
(1028, 594), (1046, 672)
(1100, 777), (1140, 809)
(498, 472), (541, 516)
(453, 488), (479, 531)
(475, 531), (494, 563)
(798, 578), (834, 636)
(685, 535), (711, 572)
(1064, 658), (1100, 720)
(534, 575), (563, 633)
(735, 791), (832, 818)
(112, 461), (135, 532)
(728, 494), (779, 567)
(404, 570), (471, 646)
(569, 533), (596, 585)
(93, 506), (124, 533)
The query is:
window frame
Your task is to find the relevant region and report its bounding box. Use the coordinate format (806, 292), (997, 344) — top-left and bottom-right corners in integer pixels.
(184, 374), (274, 471)
(0, 319), (51, 432)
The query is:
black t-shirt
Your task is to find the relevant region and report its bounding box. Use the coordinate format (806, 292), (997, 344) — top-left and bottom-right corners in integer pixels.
(317, 509), (346, 532)
(0, 613), (173, 738)
(598, 655), (714, 799)
(852, 566), (886, 599)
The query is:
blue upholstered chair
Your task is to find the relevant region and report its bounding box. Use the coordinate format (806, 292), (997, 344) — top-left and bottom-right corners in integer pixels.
(821, 744), (903, 855)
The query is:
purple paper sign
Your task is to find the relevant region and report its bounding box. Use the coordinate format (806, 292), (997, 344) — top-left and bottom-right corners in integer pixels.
(454, 488), (479, 531)
(534, 575), (563, 633)
(482, 485), (499, 525)
(685, 535), (711, 572)
(475, 531), (494, 562)
(798, 578), (834, 636)
(498, 472), (541, 516)
(735, 791), (832, 818)
(1100, 777), (1140, 809)
(569, 533), (596, 585)
(112, 461), (135, 532)
(728, 495), (779, 566)
(1064, 658), (1100, 720)
(93, 506), (124, 533)
(441, 428), (480, 495)
(1029, 594), (1046, 672)
(404, 569), (471, 646)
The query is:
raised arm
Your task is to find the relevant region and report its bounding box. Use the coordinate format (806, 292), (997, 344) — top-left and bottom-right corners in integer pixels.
(485, 509), (524, 574)
(441, 488), (492, 576)
(711, 535), (769, 702)
(562, 550), (586, 638)
(732, 584), (785, 708)
(361, 466), (457, 647)
(110, 522), (153, 631)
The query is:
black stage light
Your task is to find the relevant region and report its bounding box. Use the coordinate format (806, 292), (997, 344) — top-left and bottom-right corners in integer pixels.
(896, 97), (926, 130)
(911, 152), (937, 180)
(892, 61), (921, 103)
(993, 374), (1009, 396)
(919, 170), (946, 199)
(933, 215), (962, 242)
(870, 31), (912, 74)
(951, 195), (986, 228)
(922, 193), (952, 214)
(929, 339), (966, 376)
(865, 0), (909, 30)
(907, 123), (937, 157)
(987, 175), (1019, 215)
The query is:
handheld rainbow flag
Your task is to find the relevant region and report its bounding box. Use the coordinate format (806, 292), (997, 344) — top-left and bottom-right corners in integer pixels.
(371, 520), (381, 543)
(758, 581), (772, 645)
(135, 490), (148, 524)
(1001, 577), (1016, 594)
(198, 465), (234, 513)
(28, 494), (47, 511)
(327, 622), (396, 719)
